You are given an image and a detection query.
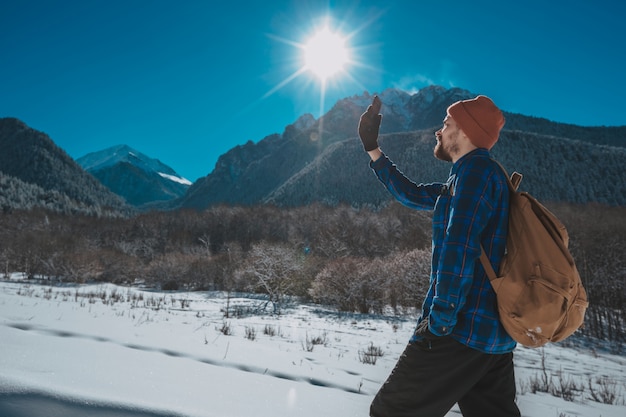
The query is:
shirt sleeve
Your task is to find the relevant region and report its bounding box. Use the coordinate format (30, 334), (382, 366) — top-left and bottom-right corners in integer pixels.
(429, 160), (497, 336)
(370, 153), (443, 210)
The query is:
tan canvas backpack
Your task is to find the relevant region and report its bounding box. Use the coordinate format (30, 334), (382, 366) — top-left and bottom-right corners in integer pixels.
(479, 163), (588, 347)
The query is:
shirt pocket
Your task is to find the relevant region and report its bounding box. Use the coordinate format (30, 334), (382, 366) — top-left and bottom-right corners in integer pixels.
(433, 193), (452, 241)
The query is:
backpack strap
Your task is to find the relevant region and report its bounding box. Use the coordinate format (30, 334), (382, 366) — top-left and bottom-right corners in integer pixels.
(510, 172), (522, 191)
(479, 247), (498, 283)
(479, 160), (523, 283)
(491, 159), (523, 192)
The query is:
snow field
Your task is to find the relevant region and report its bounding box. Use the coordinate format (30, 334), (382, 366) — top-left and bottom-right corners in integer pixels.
(1, 278), (624, 417)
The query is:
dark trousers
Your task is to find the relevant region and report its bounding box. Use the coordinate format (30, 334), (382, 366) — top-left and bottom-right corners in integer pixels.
(370, 336), (520, 417)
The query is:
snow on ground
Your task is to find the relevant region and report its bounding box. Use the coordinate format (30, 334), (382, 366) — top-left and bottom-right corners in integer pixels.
(0, 276), (624, 417)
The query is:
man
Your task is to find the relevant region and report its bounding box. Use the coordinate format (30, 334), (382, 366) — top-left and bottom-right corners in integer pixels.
(359, 95), (520, 417)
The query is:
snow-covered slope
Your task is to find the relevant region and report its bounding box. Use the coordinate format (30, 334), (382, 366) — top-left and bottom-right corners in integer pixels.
(1, 276), (624, 417)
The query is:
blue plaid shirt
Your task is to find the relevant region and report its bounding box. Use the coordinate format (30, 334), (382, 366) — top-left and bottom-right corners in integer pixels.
(371, 148), (516, 353)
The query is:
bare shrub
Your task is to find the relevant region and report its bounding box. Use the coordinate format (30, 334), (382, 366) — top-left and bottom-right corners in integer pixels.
(302, 331), (328, 352)
(217, 321), (233, 336)
(588, 376), (623, 405)
(385, 248), (431, 313)
(235, 242), (303, 314)
(244, 326), (256, 341)
(309, 257), (385, 313)
(553, 369), (583, 402)
(264, 324), (281, 337)
(309, 248), (430, 314)
(359, 342), (384, 365)
(519, 349), (621, 405)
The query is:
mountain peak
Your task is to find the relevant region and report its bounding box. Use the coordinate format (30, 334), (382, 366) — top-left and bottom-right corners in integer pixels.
(79, 145), (156, 171)
(180, 84), (626, 210)
(77, 145), (191, 207)
(292, 113), (316, 131)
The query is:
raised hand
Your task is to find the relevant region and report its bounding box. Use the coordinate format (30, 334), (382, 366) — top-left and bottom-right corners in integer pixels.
(358, 95), (383, 152)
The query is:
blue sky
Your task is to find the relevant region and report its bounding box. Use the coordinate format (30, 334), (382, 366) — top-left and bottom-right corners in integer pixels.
(1, 0), (625, 182)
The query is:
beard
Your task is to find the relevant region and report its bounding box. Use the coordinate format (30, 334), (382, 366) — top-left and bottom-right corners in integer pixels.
(434, 140), (452, 162)
(434, 131), (461, 162)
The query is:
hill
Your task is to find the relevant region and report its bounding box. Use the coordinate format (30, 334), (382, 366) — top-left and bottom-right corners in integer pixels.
(0, 118), (131, 216)
(178, 86), (626, 209)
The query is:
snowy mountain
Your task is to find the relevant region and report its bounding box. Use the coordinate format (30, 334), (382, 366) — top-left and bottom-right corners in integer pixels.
(77, 145), (191, 207)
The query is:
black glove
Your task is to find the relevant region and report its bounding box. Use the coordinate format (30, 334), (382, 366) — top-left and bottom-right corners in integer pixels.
(358, 95), (383, 152)
(414, 318), (438, 340)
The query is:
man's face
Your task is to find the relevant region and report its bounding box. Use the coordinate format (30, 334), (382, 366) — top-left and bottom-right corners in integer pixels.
(434, 116), (462, 162)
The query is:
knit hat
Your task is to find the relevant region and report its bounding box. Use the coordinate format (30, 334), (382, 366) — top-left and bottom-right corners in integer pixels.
(447, 95), (505, 150)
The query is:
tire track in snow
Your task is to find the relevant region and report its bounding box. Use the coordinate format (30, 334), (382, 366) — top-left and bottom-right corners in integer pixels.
(5, 322), (366, 395)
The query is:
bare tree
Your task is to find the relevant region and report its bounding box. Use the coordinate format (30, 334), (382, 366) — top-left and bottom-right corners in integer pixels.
(236, 242), (303, 314)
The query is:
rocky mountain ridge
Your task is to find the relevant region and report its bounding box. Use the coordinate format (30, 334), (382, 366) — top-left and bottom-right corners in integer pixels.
(1, 86), (624, 213)
(177, 86), (626, 209)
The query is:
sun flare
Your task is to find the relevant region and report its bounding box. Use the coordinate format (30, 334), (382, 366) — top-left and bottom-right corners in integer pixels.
(262, 15), (372, 118)
(303, 26), (349, 81)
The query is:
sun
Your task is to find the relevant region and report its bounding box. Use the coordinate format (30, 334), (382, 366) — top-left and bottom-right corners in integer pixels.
(302, 26), (350, 81)
(262, 15), (374, 118)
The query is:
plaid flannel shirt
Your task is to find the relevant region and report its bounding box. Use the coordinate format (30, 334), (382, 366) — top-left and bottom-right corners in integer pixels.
(371, 148), (516, 353)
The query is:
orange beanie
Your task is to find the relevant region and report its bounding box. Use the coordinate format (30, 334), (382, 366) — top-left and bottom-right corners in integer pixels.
(447, 95), (505, 150)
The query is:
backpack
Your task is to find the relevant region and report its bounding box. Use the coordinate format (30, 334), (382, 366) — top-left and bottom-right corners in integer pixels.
(479, 162), (588, 348)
